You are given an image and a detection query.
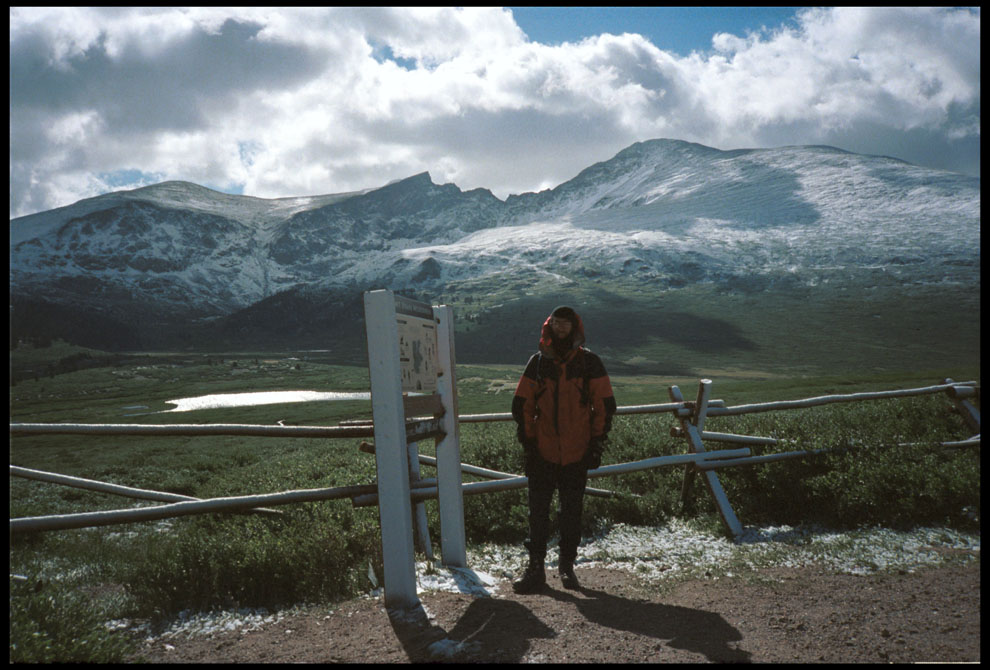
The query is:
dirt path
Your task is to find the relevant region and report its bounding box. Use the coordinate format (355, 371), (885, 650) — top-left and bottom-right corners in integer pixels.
(132, 559), (979, 663)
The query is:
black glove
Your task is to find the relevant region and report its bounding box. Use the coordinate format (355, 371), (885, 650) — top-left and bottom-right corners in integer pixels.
(583, 437), (605, 470)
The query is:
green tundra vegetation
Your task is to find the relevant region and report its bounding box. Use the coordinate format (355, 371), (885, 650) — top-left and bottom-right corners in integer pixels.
(8, 341), (979, 662)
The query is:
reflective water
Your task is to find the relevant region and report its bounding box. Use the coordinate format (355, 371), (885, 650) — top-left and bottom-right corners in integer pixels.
(162, 390), (370, 412)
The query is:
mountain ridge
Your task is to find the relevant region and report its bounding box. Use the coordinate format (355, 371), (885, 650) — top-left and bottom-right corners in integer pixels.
(9, 138), (980, 370)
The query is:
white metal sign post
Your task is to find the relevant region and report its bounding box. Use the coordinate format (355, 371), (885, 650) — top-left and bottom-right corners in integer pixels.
(363, 290), (467, 609)
(433, 304), (467, 567)
(363, 289), (418, 609)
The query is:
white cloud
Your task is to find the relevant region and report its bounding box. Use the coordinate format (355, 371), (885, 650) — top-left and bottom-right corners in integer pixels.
(8, 6), (980, 218)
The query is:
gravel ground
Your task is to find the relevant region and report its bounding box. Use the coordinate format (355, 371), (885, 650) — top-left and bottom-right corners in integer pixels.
(12, 363), (981, 663)
(129, 536), (980, 663)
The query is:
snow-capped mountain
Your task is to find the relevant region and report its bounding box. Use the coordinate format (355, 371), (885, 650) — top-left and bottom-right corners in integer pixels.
(9, 139), (980, 352)
(392, 141), (979, 292)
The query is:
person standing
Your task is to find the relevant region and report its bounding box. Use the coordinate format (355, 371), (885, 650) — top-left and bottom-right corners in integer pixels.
(510, 305), (617, 593)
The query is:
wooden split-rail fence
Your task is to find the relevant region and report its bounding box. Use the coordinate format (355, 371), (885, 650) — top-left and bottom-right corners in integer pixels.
(10, 377), (978, 537)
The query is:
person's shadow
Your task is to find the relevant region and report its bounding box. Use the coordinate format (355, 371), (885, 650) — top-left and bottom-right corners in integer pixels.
(388, 582), (750, 663)
(546, 582), (752, 662)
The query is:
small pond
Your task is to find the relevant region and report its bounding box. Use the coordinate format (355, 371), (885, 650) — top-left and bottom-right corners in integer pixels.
(162, 390), (370, 413)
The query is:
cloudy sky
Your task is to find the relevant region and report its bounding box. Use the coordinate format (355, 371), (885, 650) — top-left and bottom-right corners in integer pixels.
(9, 6), (981, 219)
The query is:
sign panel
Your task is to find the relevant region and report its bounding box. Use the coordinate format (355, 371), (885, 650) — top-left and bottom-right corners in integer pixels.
(394, 295), (438, 392)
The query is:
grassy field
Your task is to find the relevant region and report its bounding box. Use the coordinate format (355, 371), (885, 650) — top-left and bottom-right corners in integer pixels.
(447, 279), (981, 377)
(8, 343), (980, 662)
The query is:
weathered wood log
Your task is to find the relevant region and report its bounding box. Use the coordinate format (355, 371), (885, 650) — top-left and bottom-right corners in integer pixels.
(358, 441), (629, 499)
(698, 433), (981, 470)
(705, 381), (978, 417)
(692, 379), (712, 432)
(10, 422), (377, 438)
(940, 437), (980, 449)
(9, 479), (438, 534)
(695, 449), (822, 470)
(9, 418), (443, 442)
(669, 426), (778, 446)
(943, 378), (981, 434)
(403, 400), (727, 425)
(350, 448), (751, 507)
(670, 384), (743, 539)
(9, 465), (282, 515)
(946, 385), (978, 399)
(407, 442), (434, 561)
(899, 435), (980, 449)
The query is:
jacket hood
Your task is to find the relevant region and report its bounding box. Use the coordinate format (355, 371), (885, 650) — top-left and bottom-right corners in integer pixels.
(538, 306), (586, 358)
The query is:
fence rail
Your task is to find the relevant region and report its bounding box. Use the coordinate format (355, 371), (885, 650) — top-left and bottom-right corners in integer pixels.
(9, 478), (442, 534)
(351, 447), (754, 507)
(9, 420), (434, 440)
(9, 378), (979, 538)
(357, 440), (626, 499)
(700, 381), (978, 416)
(8, 465), (282, 516)
(9, 423), (372, 437)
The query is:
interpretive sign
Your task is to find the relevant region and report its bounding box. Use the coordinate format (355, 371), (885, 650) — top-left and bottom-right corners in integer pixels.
(394, 295), (438, 392)
(363, 289), (465, 611)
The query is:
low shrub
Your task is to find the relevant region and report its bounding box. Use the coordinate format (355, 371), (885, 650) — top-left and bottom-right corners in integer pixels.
(9, 579), (135, 663)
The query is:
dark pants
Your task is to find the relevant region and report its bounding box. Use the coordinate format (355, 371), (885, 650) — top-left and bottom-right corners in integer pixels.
(524, 458), (588, 566)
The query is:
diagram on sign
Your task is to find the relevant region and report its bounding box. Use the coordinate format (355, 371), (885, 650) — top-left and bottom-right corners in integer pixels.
(397, 316), (438, 392)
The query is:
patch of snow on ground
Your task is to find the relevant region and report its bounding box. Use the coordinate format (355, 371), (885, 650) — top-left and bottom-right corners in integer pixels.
(416, 564), (499, 597)
(118, 607), (291, 641)
(464, 520), (979, 588)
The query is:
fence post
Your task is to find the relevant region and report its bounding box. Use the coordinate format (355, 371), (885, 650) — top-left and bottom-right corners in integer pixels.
(672, 381), (743, 540)
(679, 378), (713, 512)
(943, 378), (981, 434)
(673, 386), (698, 512)
(433, 304), (467, 567)
(407, 441), (434, 561)
(693, 378), (712, 431)
(364, 289), (418, 610)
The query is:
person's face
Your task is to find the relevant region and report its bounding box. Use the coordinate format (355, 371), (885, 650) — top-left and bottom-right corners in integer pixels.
(550, 316), (573, 340)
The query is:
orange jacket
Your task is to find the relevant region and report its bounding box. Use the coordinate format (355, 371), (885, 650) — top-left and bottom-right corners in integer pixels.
(512, 310), (616, 466)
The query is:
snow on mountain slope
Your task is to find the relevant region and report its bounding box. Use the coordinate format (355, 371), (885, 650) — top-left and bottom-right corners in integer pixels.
(118, 181), (375, 235)
(9, 181), (379, 312)
(8, 180), (369, 250)
(9, 139), (980, 325)
(383, 141), (979, 290)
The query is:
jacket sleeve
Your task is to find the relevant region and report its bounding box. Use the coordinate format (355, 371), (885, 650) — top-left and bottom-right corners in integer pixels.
(586, 352), (617, 439)
(511, 354), (541, 444)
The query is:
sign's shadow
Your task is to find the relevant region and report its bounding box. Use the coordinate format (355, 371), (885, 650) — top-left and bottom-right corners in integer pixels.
(387, 583), (751, 663)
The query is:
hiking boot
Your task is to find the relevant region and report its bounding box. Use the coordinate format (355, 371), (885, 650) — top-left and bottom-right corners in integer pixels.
(512, 561), (546, 594)
(559, 562), (580, 590)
